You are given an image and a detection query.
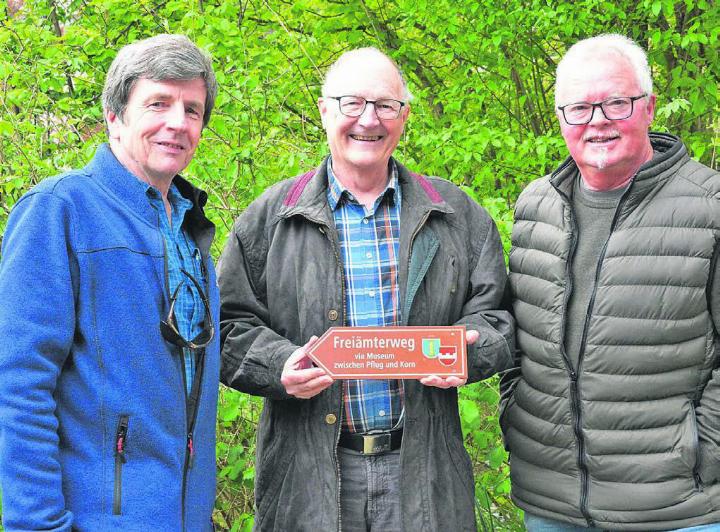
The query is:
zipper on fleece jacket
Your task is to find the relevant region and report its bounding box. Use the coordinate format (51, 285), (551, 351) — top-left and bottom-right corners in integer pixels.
(181, 345), (207, 519)
(160, 234), (210, 531)
(113, 415), (129, 515)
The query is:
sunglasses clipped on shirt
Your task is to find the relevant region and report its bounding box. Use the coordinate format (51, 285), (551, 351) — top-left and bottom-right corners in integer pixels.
(160, 268), (214, 350)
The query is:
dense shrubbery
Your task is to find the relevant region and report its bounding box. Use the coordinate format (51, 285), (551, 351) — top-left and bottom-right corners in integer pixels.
(1, 1), (717, 529)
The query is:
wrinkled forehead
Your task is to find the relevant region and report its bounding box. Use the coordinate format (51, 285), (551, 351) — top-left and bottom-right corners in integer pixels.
(324, 54), (405, 98)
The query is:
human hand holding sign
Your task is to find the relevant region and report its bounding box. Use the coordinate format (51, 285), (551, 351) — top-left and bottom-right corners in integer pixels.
(419, 329), (478, 388)
(281, 336), (334, 399)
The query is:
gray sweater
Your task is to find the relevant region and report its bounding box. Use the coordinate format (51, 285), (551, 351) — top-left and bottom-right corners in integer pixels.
(566, 176), (627, 369)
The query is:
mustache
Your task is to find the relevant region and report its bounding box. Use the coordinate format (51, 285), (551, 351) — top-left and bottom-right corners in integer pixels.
(583, 131), (620, 141)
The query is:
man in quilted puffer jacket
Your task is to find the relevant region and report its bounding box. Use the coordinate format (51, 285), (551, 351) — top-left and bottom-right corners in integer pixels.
(502, 33), (720, 531)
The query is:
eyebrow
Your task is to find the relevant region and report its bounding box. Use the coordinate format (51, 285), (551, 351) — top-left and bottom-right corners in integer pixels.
(142, 92), (205, 111)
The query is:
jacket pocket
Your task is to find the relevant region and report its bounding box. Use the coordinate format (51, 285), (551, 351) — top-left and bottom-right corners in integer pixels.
(255, 449), (296, 529)
(442, 424), (476, 524)
(113, 415), (129, 515)
(449, 255), (458, 294)
(688, 404), (704, 491)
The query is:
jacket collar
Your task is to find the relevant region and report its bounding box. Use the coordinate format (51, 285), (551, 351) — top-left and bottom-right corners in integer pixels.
(326, 159), (400, 211)
(549, 132), (687, 200)
(278, 155), (453, 226)
(85, 143), (215, 254)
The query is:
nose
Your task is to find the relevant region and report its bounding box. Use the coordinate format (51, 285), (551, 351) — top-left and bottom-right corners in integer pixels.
(588, 103), (609, 125)
(357, 101), (381, 127)
(165, 102), (187, 130)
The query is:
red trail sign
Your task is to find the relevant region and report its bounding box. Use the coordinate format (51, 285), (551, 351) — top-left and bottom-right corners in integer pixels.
(306, 326), (467, 379)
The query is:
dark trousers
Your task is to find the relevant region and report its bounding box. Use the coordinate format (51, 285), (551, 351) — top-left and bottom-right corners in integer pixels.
(338, 446), (402, 532)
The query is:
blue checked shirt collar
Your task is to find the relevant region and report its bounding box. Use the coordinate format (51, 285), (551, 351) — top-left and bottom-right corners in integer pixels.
(326, 159), (401, 213)
(146, 183), (194, 237)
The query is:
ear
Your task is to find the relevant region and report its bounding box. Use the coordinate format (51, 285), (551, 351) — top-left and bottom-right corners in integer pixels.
(401, 102), (411, 123)
(645, 93), (657, 124)
(106, 110), (122, 140)
(317, 97), (328, 129)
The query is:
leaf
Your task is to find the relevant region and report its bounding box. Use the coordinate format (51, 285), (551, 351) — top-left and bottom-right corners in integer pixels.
(242, 466), (255, 481)
(0, 120), (15, 135)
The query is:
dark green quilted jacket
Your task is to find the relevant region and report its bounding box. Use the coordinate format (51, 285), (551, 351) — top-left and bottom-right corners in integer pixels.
(502, 133), (720, 529)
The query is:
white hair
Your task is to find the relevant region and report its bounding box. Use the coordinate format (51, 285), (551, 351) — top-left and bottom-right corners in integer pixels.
(555, 34), (653, 106)
(321, 47), (412, 101)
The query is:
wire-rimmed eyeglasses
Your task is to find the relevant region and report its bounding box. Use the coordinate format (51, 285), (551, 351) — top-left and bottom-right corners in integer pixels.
(328, 95), (406, 120)
(160, 269), (214, 350)
(557, 94), (647, 125)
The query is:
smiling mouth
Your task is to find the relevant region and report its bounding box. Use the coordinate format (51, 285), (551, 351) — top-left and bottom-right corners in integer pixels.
(157, 141), (185, 150)
(350, 134), (383, 142)
(585, 134), (620, 144)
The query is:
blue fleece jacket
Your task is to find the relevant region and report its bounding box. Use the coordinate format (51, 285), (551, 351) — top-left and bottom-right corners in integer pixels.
(0, 144), (220, 531)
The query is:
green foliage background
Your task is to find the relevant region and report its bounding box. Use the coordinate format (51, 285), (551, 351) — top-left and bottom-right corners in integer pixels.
(0, 0), (718, 529)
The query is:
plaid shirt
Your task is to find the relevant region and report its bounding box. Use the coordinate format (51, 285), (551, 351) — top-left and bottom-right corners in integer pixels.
(147, 183), (206, 395)
(327, 160), (404, 433)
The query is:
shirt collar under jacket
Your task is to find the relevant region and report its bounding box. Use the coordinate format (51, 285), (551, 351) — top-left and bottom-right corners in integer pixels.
(326, 158), (400, 213)
(145, 182), (195, 238)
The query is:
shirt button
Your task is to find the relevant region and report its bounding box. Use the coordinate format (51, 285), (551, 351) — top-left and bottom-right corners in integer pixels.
(328, 309), (339, 321)
(368, 290), (375, 297)
(325, 414), (337, 425)
(362, 218), (369, 224)
(365, 252), (372, 259)
(378, 410), (386, 417)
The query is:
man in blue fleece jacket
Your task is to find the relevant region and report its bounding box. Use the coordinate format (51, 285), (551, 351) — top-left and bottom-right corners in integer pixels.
(0, 34), (220, 531)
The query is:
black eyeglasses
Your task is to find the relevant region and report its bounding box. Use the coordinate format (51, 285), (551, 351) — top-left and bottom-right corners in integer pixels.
(557, 94), (647, 125)
(160, 269), (214, 349)
(328, 95), (406, 120)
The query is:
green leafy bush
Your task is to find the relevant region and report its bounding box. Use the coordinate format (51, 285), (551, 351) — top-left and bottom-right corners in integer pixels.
(0, 1), (717, 530)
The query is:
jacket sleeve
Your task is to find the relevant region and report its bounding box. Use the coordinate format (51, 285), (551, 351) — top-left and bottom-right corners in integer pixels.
(458, 214), (516, 384)
(695, 246), (720, 485)
(218, 218), (297, 400)
(0, 192), (76, 531)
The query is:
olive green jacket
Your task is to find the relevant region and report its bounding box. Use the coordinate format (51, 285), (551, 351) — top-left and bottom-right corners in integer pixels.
(219, 158), (514, 531)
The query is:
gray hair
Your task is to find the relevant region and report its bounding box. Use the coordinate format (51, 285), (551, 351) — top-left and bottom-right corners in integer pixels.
(321, 47), (413, 101)
(102, 34), (218, 127)
(555, 34), (653, 106)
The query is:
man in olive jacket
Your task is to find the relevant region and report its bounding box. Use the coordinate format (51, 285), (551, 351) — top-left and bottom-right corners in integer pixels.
(219, 47), (514, 531)
(502, 34), (720, 530)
